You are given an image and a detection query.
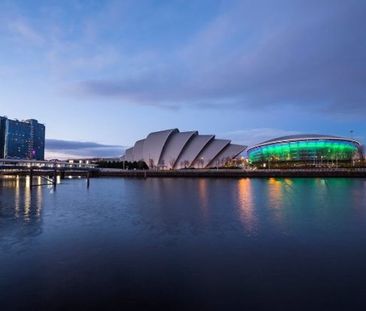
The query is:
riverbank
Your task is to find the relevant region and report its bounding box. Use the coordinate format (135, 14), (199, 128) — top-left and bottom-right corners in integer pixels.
(1, 168), (366, 179)
(97, 168), (366, 178)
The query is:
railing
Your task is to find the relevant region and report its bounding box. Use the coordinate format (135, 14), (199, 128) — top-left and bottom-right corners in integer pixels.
(0, 159), (97, 188)
(0, 158), (96, 169)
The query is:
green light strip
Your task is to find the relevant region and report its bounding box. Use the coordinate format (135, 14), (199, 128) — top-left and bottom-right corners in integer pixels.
(248, 140), (359, 163)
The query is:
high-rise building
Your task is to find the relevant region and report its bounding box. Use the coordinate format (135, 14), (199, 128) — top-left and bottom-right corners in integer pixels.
(0, 117), (45, 160)
(0, 117), (6, 158)
(27, 119), (45, 160)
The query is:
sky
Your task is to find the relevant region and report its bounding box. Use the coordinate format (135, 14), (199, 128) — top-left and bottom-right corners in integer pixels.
(0, 0), (365, 159)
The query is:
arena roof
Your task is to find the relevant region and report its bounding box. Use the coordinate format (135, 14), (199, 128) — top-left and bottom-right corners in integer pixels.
(123, 129), (247, 169)
(251, 134), (361, 149)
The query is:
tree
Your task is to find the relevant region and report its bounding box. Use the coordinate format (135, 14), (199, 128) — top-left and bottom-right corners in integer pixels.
(169, 158), (176, 169)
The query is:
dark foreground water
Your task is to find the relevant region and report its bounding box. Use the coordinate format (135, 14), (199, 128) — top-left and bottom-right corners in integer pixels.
(1, 177), (366, 310)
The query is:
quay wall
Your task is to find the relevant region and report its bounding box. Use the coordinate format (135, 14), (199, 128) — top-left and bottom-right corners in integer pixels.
(97, 168), (366, 178)
(1, 168), (366, 178)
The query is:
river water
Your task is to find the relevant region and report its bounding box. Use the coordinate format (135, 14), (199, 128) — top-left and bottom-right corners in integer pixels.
(1, 177), (366, 310)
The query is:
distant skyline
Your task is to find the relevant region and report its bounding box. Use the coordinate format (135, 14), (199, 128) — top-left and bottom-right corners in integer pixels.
(1, 0), (365, 159)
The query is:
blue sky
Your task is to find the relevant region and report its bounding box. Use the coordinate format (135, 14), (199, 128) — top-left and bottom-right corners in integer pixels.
(1, 0), (365, 159)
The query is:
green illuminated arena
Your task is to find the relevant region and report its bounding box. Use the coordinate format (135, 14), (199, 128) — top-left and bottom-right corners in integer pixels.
(247, 135), (362, 167)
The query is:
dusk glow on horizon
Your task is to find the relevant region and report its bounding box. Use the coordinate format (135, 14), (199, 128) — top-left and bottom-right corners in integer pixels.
(1, 0), (365, 159)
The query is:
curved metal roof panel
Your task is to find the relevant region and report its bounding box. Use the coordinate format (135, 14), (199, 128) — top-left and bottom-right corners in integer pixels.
(174, 135), (214, 169)
(133, 139), (145, 162)
(125, 147), (134, 162)
(159, 131), (198, 169)
(142, 129), (179, 168)
(191, 139), (230, 168)
(208, 144), (247, 168)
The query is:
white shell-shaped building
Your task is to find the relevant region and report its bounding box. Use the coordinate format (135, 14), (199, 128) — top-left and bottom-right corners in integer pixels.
(123, 129), (246, 169)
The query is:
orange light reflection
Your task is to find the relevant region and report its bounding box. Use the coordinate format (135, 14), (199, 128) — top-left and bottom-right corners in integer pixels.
(198, 179), (209, 218)
(268, 178), (283, 209)
(268, 178), (285, 225)
(237, 178), (256, 233)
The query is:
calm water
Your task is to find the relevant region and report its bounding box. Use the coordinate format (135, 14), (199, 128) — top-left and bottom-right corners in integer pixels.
(1, 177), (366, 310)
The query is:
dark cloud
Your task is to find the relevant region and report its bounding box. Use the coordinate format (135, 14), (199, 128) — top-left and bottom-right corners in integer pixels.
(71, 0), (366, 116)
(45, 139), (124, 159)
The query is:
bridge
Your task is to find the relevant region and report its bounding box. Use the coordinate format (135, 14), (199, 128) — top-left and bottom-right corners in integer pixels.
(0, 159), (98, 187)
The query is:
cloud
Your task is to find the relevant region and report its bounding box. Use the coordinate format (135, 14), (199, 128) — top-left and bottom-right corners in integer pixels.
(221, 128), (300, 148)
(45, 139), (124, 160)
(69, 1), (366, 116)
(8, 19), (44, 45)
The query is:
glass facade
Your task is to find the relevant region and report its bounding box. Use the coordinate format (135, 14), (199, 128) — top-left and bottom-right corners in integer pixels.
(0, 117), (6, 158)
(248, 139), (360, 164)
(4, 119), (32, 159)
(0, 117), (45, 160)
(28, 119), (45, 160)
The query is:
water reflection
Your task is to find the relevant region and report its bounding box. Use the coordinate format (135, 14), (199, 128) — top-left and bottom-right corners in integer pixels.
(0, 176), (44, 249)
(198, 179), (209, 218)
(268, 178), (283, 209)
(1, 177), (366, 309)
(6, 176), (44, 222)
(24, 176), (31, 221)
(267, 178), (299, 228)
(36, 178), (43, 217)
(311, 179), (337, 204)
(15, 176), (20, 218)
(237, 178), (256, 233)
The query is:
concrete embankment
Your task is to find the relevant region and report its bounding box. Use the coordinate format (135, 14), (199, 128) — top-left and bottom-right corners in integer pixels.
(97, 168), (366, 178)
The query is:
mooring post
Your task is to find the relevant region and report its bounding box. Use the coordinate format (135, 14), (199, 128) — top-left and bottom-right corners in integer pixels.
(86, 171), (90, 188)
(53, 166), (57, 188)
(29, 167), (33, 188)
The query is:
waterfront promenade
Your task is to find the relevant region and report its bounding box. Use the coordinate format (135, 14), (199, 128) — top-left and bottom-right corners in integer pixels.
(1, 159), (366, 180)
(97, 168), (366, 178)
